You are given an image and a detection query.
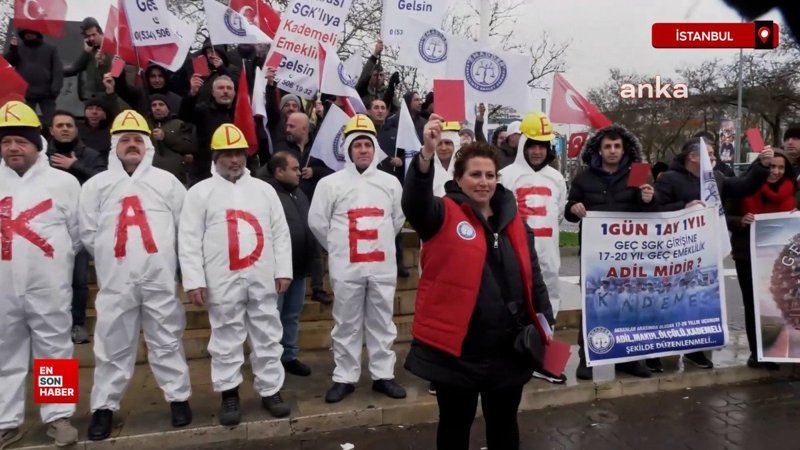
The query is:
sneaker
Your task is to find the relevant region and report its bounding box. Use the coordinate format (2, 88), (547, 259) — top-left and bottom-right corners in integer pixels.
(747, 354), (780, 371)
(261, 392), (291, 418)
(0, 428), (22, 449)
(576, 359), (593, 381)
(532, 369), (568, 384)
(324, 382), (355, 403)
(219, 389), (241, 426)
(311, 289), (333, 305)
(47, 418), (78, 447)
(371, 379), (406, 399)
(282, 359), (311, 376)
(427, 382), (436, 396)
(71, 325), (90, 344)
(88, 409), (113, 441)
(683, 352), (714, 369)
(170, 401), (192, 427)
(616, 361), (652, 378)
(645, 358), (664, 373)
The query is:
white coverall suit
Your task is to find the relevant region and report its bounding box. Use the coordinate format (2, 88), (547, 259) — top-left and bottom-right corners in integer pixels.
(79, 135), (191, 412)
(499, 136), (567, 316)
(179, 169), (292, 396)
(308, 132), (405, 384)
(431, 131), (460, 198)
(0, 147), (81, 428)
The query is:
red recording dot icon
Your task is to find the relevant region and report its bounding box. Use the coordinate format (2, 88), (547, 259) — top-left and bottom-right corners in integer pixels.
(758, 26), (771, 44)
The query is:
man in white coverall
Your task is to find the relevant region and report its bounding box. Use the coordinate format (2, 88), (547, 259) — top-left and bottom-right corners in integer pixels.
(499, 111), (567, 384)
(179, 124), (293, 425)
(309, 114), (406, 403)
(0, 101), (80, 448)
(432, 121), (461, 197)
(80, 110), (192, 441)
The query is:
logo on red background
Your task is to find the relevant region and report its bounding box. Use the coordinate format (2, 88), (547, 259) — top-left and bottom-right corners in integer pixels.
(33, 359), (79, 404)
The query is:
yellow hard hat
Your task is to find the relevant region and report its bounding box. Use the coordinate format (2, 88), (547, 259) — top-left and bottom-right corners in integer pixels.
(343, 114), (376, 136)
(210, 123), (249, 151)
(442, 121), (461, 132)
(0, 101), (41, 129)
(110, 110), (151, 135)
(519, 111), (555, 141)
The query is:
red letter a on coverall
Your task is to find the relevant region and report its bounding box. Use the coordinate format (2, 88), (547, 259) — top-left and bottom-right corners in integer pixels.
(226, 210), (265, 270)
(114, 196), (159, 258)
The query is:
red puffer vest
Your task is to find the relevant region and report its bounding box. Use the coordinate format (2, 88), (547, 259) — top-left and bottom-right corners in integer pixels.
(413, 197), (537, 357)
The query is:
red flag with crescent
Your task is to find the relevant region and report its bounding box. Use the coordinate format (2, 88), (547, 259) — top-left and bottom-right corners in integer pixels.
(13, 0), (68, 37)
(567, 132), (588, 159)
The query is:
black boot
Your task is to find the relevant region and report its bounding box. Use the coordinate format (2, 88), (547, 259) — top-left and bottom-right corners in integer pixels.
(282, 359), (312, 376)
(616, 361), (652, 378)
(684, 351), (714, 369)
(170, 401), (192, 427)
(262, 392), (291, 418)
(311, 289), (333, 305)
(372, 379), (406, 399)
(645, 358), (664, 373)
(219, 388), (241, 426)
(324, 382), (355, 403)
(576, 357), (593, 380)
(88, 409), (113, 441)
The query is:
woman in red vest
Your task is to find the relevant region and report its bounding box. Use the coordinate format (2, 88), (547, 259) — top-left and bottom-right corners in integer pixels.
(402, 116), (554, 450)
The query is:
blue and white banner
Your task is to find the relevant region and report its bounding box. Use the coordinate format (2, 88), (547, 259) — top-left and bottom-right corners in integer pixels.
(382, 0), (450, 48)
(751, 212), (800, 362)
(581, 207), (728, 366)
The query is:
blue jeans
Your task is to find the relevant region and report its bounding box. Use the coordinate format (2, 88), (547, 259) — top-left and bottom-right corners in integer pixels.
(72, 249), (90, 326)
(277, 277), (306, 362)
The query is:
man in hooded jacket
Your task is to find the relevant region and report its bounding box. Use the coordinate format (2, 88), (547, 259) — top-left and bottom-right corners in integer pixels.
(499, 111), (567, 384)
(309, 114), (407, 403)
(114, 63), (182, 115)
(80, 110), (192, 440)
(565, 124), (656, 380)
(3, 30), (63, 127)
(180, 124), (293, 424)
(148, 94), (196, 184)
(0, 101), (80, 448)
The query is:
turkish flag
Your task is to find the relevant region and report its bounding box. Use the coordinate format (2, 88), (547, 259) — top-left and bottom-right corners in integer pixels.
(550, 73), (612, 129)
(234, 67), (259, 157)
(101, 4), (120, 55)
(0, 56), (29, 104)
(230, 0), (282, 39)
(13, 0), (68, 37)
(567, 132), (588, 159)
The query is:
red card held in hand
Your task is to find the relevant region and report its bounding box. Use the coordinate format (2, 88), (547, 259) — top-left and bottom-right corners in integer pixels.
(265, 51), (285, 70)
(433, 79), (466, 122)
(627, 162), (652, 187)
(109, 57), (125, 78)
(745, 128), (765, 152)
(543, 339), (572, 376)
(192, 55), (210, 77)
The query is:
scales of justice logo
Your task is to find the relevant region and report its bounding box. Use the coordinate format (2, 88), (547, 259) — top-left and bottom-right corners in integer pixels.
(418, 29), (448, 63)
(465, 51), (507, 92)
(332, 129), (346, 163)
(224, 9), (248, 37)
(337, 63), (355, 88)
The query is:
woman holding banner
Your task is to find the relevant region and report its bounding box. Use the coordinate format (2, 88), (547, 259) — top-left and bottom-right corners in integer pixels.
(727, 149), (796, 370)
(401, 115), (554, 450)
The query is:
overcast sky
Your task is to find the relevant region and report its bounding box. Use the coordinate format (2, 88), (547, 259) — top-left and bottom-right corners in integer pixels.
(510, 0), (785, 106)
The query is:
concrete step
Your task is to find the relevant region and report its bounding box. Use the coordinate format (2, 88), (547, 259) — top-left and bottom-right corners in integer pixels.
(12, 330), (796, 450)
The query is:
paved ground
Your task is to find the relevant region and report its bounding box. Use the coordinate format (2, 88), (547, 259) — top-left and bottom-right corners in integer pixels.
(189, 379), (800, 450)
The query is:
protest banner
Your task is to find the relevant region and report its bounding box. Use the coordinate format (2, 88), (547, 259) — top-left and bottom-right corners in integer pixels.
(123, 0), (174, 47)
(269, 0), (353, 99)
(581, 207), (727, 366)
(751, 212), (800, 362)
(381, 0), (449, 48)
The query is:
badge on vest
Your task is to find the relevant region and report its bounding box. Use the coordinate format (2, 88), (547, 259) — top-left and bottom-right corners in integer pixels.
(456, 221), (477, 240)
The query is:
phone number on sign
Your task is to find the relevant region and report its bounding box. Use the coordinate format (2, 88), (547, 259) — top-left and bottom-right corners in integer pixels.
(133, 28), (171, 41)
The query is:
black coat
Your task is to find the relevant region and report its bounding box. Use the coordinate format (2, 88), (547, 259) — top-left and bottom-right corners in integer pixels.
(655, 157), (769, 212)
(264, 178), (319, 278)
(46, 139), (106, 185)
(259, 138), (334, 201)
(401, 155), (553, 389)
(115, 64), (182, 115)
(179, 95), (234, 181)
(375, 121), (405, 185)
(3, 35), (63, 100)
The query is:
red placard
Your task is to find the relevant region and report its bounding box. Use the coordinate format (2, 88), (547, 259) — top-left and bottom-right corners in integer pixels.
(745, 128), (765, 152)
(192, 55), (210, 77)
(265, 51), (285, 70)
(33, 359), (79, 404)
(433, 79), (466, 123)
(627, 162), (652, 187)
(543, 340), (572, 377)
(109, 57), (126, 78)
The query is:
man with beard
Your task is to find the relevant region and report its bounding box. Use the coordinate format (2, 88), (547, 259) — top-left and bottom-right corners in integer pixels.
(47, 110), (106, 344)
(80, 110), (192, 440)
(354, 40), (400, 111)
(180, 124), (292, 424)
(149, 95), (196, 184)
(180, 75), (236, 184)
(114, 63), (182, 115)
(3, 30), (63, 127)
